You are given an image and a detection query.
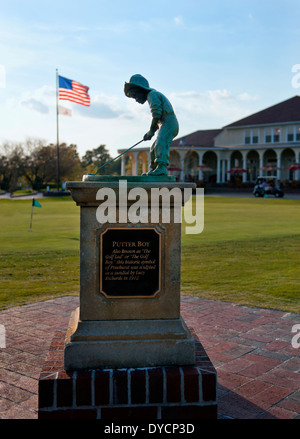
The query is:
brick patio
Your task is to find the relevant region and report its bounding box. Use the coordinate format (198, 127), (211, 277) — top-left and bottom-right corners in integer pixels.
(0, 295), (299, 419)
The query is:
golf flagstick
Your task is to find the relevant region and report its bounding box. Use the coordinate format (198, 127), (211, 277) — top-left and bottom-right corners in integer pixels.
(29, 198), (42, 231)
(29, 200), (34, 232)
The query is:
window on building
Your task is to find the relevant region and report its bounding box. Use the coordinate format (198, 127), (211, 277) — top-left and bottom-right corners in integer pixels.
(287, 126), (294, 142)
(296, 126), (300, 141)
(273, 128), (280, 142)
(265, 128), (272, 143)
(244, 129), (259, 144)
(264, 127), (282, 143)
(252, 129), (259, 144)
(245, 129), (251, 144)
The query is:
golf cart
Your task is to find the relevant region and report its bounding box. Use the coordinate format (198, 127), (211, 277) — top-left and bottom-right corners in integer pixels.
(253, 176), (284, 198)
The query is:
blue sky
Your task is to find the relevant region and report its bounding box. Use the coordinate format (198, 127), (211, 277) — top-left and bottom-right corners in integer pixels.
(1, 0), (300, 157)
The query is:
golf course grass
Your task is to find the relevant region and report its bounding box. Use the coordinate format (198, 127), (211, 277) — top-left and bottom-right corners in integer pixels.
(0, 195), (299, 312)
(0, 197), (80, 310)
(182, 196), (300, 312)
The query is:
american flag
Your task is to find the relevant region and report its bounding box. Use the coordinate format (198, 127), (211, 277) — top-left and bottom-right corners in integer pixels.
(58, 75), (90, 106)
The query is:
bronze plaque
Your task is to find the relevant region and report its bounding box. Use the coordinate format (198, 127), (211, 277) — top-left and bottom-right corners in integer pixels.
(100, 228), (161, 298)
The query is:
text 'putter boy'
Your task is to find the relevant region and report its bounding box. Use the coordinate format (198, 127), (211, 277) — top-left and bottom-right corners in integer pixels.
(124, 74), (179, 176)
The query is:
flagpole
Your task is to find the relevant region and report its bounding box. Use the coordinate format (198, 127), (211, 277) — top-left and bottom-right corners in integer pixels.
(56, 69), (60, 191)
(29, 200), (34, 232)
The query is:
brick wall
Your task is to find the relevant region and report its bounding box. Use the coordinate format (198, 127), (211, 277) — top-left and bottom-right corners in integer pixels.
(38, 329), (217, 419)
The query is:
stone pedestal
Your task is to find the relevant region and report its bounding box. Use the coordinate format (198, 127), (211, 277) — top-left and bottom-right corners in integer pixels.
(38, 175), (218, 419)
(38, 329), (217, 420)
(64, 177), (196, 370)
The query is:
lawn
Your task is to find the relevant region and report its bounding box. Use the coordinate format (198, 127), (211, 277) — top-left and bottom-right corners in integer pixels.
(0, 197), (80, 309)
(0, 196), (299, 312)
(182, 196), (300, 312)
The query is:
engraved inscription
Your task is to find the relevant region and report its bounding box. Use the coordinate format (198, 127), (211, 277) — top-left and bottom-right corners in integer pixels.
(100, 228), (161, 297)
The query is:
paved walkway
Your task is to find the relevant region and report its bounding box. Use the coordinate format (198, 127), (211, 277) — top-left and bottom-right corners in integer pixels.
(0, 295), (299, 419)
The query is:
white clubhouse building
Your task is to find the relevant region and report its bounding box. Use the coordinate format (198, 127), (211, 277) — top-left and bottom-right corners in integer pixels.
(119, 96), (300, 185)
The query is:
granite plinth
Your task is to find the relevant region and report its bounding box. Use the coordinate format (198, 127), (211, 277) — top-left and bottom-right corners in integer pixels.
(64, 178), (196, 370)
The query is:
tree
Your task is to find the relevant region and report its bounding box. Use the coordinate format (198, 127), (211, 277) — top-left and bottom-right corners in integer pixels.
(81, 145), (111, 168)
(22, 138), (51, 190)
(0, 138), (83, 190)
(21, 138), (83, 188)
(56, 143), (83, 182)
(81, 144), (121, 175)
(0, 138), (120, 191)
(0, 142), (25, 191)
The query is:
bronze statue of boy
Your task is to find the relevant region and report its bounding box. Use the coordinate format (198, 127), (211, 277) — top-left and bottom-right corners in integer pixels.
(124, 74), (179, 176)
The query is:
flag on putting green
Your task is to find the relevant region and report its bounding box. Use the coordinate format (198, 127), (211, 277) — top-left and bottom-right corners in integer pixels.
(30, 199), (41, 231)
(32, 199), (42, 208)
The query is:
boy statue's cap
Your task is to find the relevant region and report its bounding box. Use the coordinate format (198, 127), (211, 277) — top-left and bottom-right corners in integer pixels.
(124, 74), (152, 96)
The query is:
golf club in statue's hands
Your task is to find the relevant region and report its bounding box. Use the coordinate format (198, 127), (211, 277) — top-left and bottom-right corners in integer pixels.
(89, 139), (144, 176)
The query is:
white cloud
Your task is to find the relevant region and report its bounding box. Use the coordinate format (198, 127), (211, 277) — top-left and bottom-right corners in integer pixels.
(208, 89), (233, 102)
(21, 98), (49, 114)
(17, 87), (128, 120)
(174, 16), (184, 26)
(169, 88), (261, 132)
(171, 88), (258, 107)
(238, 92), (259, 101)
(16, 84), (157, 126)
(171, 91), (203, 99)
(19, 85), (55, 114)
(75, 100), (123, 119)
(74, 92), (152, 121)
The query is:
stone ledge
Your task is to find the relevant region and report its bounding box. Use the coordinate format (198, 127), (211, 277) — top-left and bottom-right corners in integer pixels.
(64, 310), (196, 369)
(82, 175), (176, 182)
(66, 180), (196, 206)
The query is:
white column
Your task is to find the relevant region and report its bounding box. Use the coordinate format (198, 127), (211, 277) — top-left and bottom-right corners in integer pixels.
(133, 151), (139, 176)
(121, 154), (126, 176)
(258, 150), (264, 173)
(242, 151), (248, 183)
(222, 159), (226, 183)
(226, 158), (230, 181)
(216, 153), (221, 184)
(198, 153), (203, 181)
(178, 151), (185, 182)
(276, 150), (282, 181)
(142, 156), (147, 174)
(296, 149), (300, 180)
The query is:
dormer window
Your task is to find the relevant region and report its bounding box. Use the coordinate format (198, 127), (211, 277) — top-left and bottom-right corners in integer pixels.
(286, 125), (300, 142)
(264, 127), (281, 143)
(245, 129), (251, 144)
(252, 129), (259, 144)
(265, 128), (272, 143)
(287, 126), (294, 141)
(273, 128), (280, 142)
(244, 129), (259, 145)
